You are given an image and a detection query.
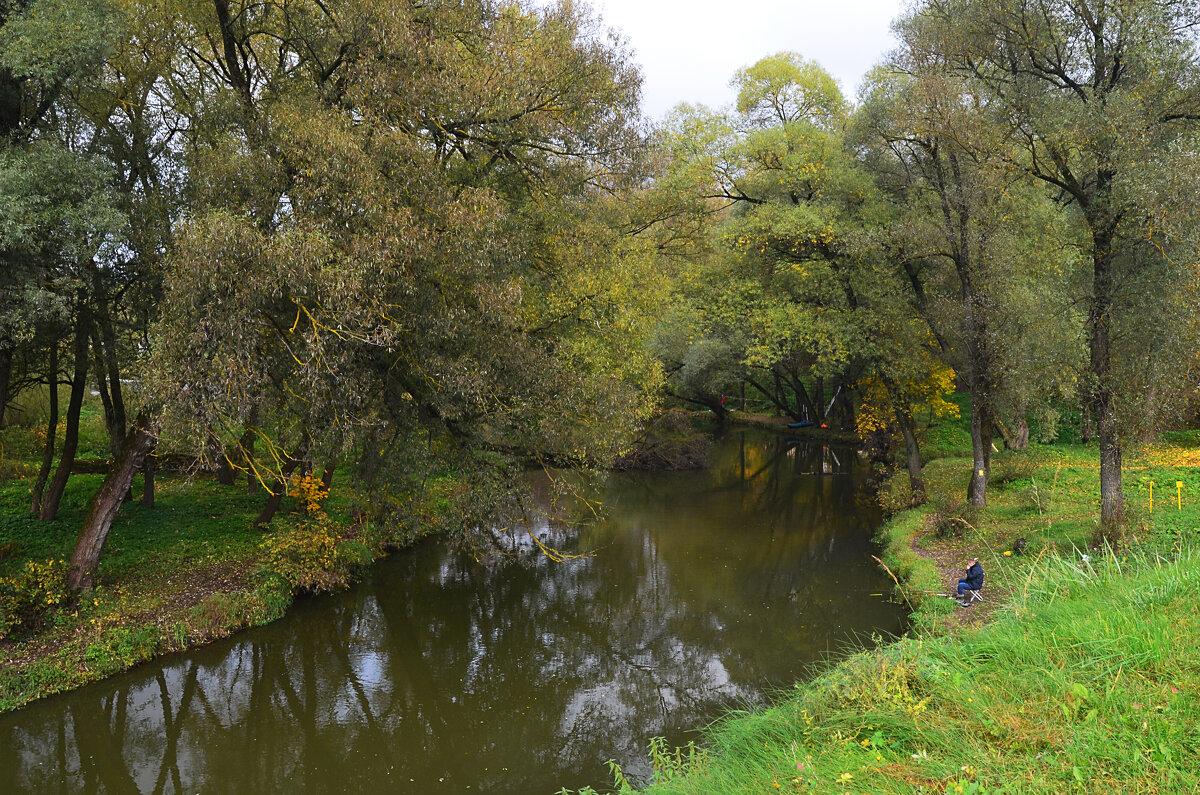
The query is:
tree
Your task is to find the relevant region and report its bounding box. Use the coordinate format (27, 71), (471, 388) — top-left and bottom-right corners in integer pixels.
(58, 0), (667, 589)
(901, 0), (1200, 528)
(854, 64), (1083, 505)
(651, 57), (872, 426)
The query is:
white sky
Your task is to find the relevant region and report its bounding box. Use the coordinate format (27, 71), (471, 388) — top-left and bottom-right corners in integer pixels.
(568, 0), (910, 120)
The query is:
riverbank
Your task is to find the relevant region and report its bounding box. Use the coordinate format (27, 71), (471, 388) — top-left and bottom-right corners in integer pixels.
(0, 418), (385, 712)
(604, 421), (1200, 793)
(0, 408), (735, 713)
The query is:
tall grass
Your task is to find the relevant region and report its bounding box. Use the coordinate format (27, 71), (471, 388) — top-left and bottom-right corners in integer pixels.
(562, 414), (1200, 794)
(601, 543), (1200, 794)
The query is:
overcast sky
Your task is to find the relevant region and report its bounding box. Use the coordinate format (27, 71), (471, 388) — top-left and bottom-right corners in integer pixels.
(560, 0), (910, 119)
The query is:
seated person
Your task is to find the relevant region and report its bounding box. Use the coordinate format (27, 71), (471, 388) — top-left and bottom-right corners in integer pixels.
(956, 557), (984, 604)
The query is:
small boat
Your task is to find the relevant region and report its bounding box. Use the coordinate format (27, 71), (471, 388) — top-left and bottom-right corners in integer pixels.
(787, 420), (814, 429)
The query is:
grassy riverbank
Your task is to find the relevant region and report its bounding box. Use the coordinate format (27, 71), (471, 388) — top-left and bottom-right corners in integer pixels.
(599, 413), (1200, 794)
(0, 409), (383, 713)
(0, 402), (719, 714)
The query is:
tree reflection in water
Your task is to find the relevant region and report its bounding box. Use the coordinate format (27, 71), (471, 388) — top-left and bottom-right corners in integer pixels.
(0, 432), (905, 794)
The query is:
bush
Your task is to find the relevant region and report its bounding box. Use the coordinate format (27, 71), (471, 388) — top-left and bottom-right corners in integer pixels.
(261, 517), (368, 593)
(929, 499), (981, 540)
(251, 572), (294, 623)
(991, 455), (1040, 487)
(0, 558), (70, 639)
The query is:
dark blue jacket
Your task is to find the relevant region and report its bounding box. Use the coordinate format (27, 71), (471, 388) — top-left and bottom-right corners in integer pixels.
(964, 561), (984, 590)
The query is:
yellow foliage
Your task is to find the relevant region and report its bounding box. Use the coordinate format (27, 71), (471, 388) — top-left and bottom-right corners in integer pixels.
(854, 377), (891, 436)
(261, 518), (344, 593)
(288, 473), (329, 514)
(919, 364), (960, 420)
(0, 558), (70, 639)
(855, 365), (958, 438)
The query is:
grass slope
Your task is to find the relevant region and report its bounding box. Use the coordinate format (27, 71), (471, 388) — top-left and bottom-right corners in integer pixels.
(591, 406), (1200, 795)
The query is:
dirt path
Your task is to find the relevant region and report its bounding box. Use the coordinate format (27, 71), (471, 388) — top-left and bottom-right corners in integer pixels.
(909, 521), (1004, 628)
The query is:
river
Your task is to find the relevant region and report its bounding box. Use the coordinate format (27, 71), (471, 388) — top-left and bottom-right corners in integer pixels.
(0, 430), (906, 793)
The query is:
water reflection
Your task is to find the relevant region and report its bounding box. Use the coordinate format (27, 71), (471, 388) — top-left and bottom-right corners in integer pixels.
(0, 432), (905, 794)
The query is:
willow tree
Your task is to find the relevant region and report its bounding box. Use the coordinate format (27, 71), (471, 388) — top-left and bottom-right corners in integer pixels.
(901, 0), (1200, 529)
(651, 56), (875, 425)
(69, 0), (664, 589)
(854, 62), (1085, 505)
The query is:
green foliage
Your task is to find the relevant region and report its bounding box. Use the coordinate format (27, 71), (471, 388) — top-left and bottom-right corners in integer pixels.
(251, 571), (295, 624)
(82, 624), (160, 673)
(0, 557), (70, 638)
(0, 0), (120, 85)
(733, 52), (847, 129)
(260, 516), (373, 594)
(142, 0), (661, 552)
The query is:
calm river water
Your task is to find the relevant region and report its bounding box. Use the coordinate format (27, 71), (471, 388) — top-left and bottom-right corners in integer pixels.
(0, 431), (906, 793)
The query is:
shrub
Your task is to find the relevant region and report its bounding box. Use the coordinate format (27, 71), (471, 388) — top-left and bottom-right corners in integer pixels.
(83, 625), (160, 673)
(929, 499), (980, 540)
(337, 539), (372, 567)
(252, 572), (294, 623)
(991, 455), (1040, 488)
(261, 516), (366, 593)
(0, 558), (70, 639)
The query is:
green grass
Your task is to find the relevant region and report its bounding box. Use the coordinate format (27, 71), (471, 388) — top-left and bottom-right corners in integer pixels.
(618, 546), (1200, 794)
(565, 402), (1200, 794)
(0, 411), (374, 712)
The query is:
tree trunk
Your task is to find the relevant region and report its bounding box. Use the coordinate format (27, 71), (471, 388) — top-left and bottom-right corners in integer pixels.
(142, 453), (155, 508)
(967, 396), (994, 506)
(1013, 415), (1029, 449)
(884, 377), (925, 506)
(40, 312), (89, 521)
(92, 327), (119, 457)
(30, 345), (59, 514)
(1097, 406), (1123, 530)
(215, 456), (235, 486)
(785, 369), (816, 422)
(0, 346), (11, 427)
(91, 326), (135, 503)
(209, 434), (235, 486)
(254, 456), (301, 527)
(745, 373), (796, 420)
(95, 299), (126, 449)
(895, 401), (926, 506)
(937, 147), (996, 507)
(704, 395), (729, 423)
(67, 414), (157, 590)
(321, 464), (335, 492)
(1090, 229), (1123, 531)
